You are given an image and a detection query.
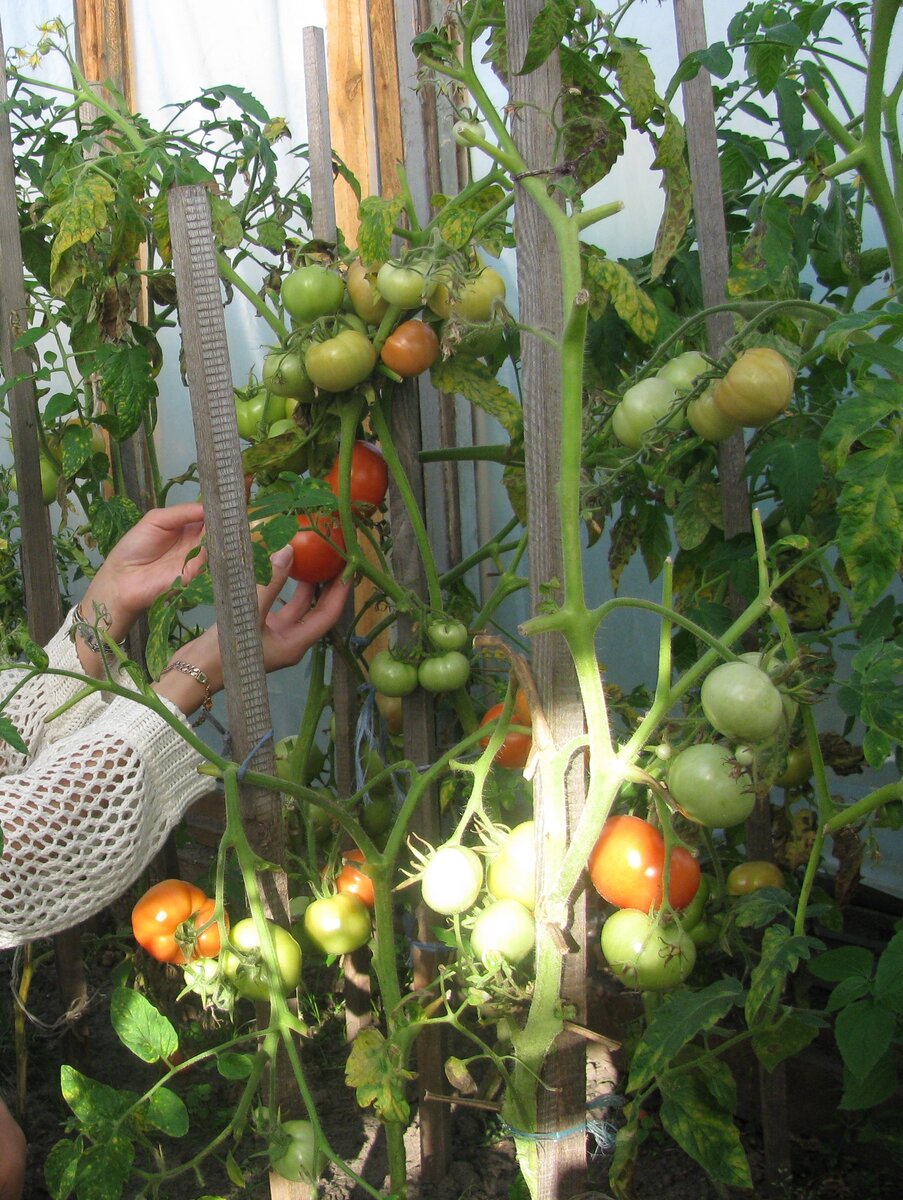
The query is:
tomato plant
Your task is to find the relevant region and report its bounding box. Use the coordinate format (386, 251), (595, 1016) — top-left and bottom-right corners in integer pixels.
(700, 661), (785, 744)
(220, 918), (303, 1001)
(368, 649), (418, 697)
(428, 266), (506, 321)
(303, 893), (372, 955)
(600, 909), (696, 991)
(712, 346), (795, 427)
(417, 651), (470, 693)
(421, 844), (483, 915)
(336, 849), (375, 910)
(470, 898), (535, 966)
(132, 879), (226, 965)
(726, 861), (787, 895)
(281, 264), (345, 322)
(304, 329), (377, 392)
(324, 440), (389, 510)
(588, 816), (700, 911)
(667, 744), (755, 828)
(288, 513), (346, 583)
(611, 377), (684, 449)
(479, 703), (532, 770)
(380, 319), (439, 377)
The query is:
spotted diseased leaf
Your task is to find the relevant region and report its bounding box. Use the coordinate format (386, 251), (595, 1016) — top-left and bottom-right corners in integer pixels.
(613, 40), (657, 126)
(108, 183), (147, 273)
(60, 423), (98, 476)
(659, 1069), (752, 1190)
(728, 198), (799, 298)
(675, 480), (722, 550)
(746, 927), (817, 1027)
(143, 1086), (189, 1138)
(582, 248), (657, 341)
(515, 0), (572, 75)
(751, 1005), (822, 1071)
(502, 460), (527, 525)
(209, 195), (243, 249)
(835, 432), (903, 618)
(256, 216), (286, 252)
(44, 172), (116, 294)
(430, 356), (522, 438)
(639, 500), (672, 583)
(357, 195), (405, 267)
(649, 113), (692, 279)
(609, 511), (639, 593)
(60, 1066), (135, 1132)
(561, 89), (626, 192)
(93, 343), (157, 440)
(436, 184), (507, 250)
(837, 638), (903, 766)
(820, 382), (900, 474)
(628, 979), (743, 1093)
(87, 494), (141, 558)
(345, 1026), (415, 1124)
(44, 1137), (82, 1200)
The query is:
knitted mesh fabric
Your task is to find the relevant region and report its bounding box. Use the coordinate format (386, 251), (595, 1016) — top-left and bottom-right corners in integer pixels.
(0, 611), (211, 949)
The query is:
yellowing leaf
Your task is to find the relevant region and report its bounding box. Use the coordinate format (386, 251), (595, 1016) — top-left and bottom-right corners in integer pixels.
(345, 1027), (415, 1124)
(44, 172), (116, 290)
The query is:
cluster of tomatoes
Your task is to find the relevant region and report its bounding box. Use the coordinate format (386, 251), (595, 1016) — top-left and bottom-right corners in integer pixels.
(368, 616), (473, 699)
(611, 345), (796, 450)
(589, 655), (797, 991)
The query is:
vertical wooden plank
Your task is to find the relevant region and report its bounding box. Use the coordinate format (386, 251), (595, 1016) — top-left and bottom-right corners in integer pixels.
(73, 0), (134, 105)
(324, 0), (374, 241)
(366, 0), (404, 196)
(506, 1), (588, 1195)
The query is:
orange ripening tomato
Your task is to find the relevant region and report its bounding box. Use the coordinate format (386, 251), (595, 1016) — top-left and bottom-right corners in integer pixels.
(479, 702), (532, 770)
(336, 848), (376, 909)
(588, 815), (700, 911)
(380, 319), (440, 377)
(132, 879), (227, 964)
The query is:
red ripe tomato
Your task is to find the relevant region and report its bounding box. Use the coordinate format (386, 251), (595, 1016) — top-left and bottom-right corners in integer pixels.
(380, 319), (440, 377)
(289, 513), (346, 583)
(324, 441), (389, 511)
(479, 702), (532, 769)
(336, 849), (375, 910)
(132, 879), (227, 964)
(588, 815), (700, 912)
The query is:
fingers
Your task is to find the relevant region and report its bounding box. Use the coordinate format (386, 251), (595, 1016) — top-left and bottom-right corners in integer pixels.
(257, 546), (296, 618)
(146, 501), (205, 532)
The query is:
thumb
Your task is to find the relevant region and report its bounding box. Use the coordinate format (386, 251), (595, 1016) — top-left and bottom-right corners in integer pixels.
(260, 545), (294, 605)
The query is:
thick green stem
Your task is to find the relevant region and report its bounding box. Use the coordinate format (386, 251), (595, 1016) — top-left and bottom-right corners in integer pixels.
(217, 252), (289, 340)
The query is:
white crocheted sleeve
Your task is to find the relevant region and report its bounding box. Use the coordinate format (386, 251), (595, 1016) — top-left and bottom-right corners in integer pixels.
(0, 612), (212, 949)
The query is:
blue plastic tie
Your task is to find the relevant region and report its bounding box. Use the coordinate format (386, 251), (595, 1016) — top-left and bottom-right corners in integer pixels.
(236, 728), (275, 780)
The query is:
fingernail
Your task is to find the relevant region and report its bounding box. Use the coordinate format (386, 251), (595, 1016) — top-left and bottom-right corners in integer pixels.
(271, 546), (293, 570)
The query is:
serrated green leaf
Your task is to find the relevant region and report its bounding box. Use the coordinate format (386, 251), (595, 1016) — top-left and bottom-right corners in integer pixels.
(746, 927), (816, 1026)
(820, 386), (900, 473)
(87, 494), (141, 558)
(659, 1070), (752, 1189)
(839, 1055), (898, 1110)
(628, 979), (743, 1093)
(835, 434), (903, 617)
(357, 195), (405, 266)
(430, 356), (522, 437)
(144, 1087), (189, 1137)
(93, 343), (158, 440)
(110, 987), (178, 1063)
(515, 0), (571, 75)
(751, 1006), (822, 1071)
(747, 438), (821, 529)
(874, 932), (903, 1012)
(639, 500), (672, 583)
(835, 999), (896, 1080)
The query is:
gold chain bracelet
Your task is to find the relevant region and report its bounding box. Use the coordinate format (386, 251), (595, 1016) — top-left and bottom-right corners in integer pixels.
(159, 660), (213, 711)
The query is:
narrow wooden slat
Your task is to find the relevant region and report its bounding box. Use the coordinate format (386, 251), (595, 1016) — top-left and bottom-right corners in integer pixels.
(506, 0), (588, 1194)
(367, 0), (404, 196)
(323, 0), (373, 242)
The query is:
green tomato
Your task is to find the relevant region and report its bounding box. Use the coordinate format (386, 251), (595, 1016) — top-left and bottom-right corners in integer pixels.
(600, 909), (696, 992)
(40, 454), (61, 503)
(611, 377), (683, 449)
(428, 267), (506, 321)
(368, 650), (419, 697)
(303, 893), (372, 956)
(667, 744), (756, 828)
(281, 264), (345, 322)
(689, 915), (722, 948)
(775, 744), (813, 789)
(346, 258), (390, 324)
(417, 651), (471, 693)
(220, 918), (302, 1002)
(700, 661), (785, 744)
(687, 384), (741, 442)
(471, 899), (535, 967)
(304, 329), (377, 393)
(656, 350), (708, 391)
(421, 844), (484, 916)
(486, 821), (535, 911)
(269, 1119), (322, 1183)
(234, 384), (285, 441)
(376, 261), (436, 308)
(262, 349), (315, 401)
(425, 619), (469, 652)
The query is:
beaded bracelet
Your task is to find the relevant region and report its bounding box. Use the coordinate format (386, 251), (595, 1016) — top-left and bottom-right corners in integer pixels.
(159, 660), (213, 711)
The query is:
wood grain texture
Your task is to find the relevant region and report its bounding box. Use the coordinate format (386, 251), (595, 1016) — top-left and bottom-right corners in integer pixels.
(73, 0), (133, 104)
(324, 0), (372, 242)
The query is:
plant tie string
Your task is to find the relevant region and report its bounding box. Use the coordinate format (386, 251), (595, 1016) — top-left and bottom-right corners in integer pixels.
(236, 728), (275, 780)
(501, 1093), (625, 1156)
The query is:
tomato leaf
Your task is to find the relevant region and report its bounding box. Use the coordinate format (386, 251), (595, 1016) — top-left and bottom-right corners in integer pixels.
(67, 1138), (134, 1200)
(746, 438), (821, 530)
(834, 427), (903, 618)
(837, 637), (903, 766)
(110, 986), (179, 1064)
(745, 927), (817, 1026)
(515, 0), (571, 75)
(435, 184), (507, 250)
(582, 248), (658, 342)
(430, 356), (522, 438)
(659, 1068), (752, 1190)
(44, 1137), (82, 1200)
(143, 1087), (189, 1138)
(808, 944), (874, 984)
(835, 998), (897, 1081)
(728, 196), (799, 298)
(751, 1005), (823, 1071)
(612, 40), (657, 126)
(357, 195), (405, 267)
(839, 1055), (899, 1111)
(92, 342), (158, 440)
(874, 932), (903, 1013)
(345, 1026), (415, 1124)
(649, 113), (692, 280)
(60, 1066), (135, 1132)
(0, 715), (29, 757)
(43, 171), (116, 295)
(87, 494), (141, 558)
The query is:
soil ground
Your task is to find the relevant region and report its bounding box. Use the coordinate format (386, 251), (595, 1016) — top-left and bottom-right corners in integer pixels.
(2, 922), (899, 1200)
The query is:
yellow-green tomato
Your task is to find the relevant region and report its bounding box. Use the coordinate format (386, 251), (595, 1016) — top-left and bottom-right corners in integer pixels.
(428, 267), (506, 321)
(421, 844), (484, 916)
(600, 909), (696, 992)
(269, 1119), (322, 1183)
(220, 918), (302, 1002)
(611, 377), (683, 449)
(687, 385), (741, 442)
(775, 744), (813, 789)
(656, 350), (708, 391)
(303, 893), (371, 955)
(12, 455), (63, 504)
(726, 860), (786, 895)
(667, 744), (756, 828)
(346, 258), (390, 324)
(712, 347), (795, 427)
(304, 329), (377, 393)
(487, 821), (535, 911)
(262, 349), (315, 401)
(471, 899), (535, 967)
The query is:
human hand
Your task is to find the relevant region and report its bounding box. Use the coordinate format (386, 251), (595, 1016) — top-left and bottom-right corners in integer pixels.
(80, 503), (206, 640)
(154, 546), (352, 715)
